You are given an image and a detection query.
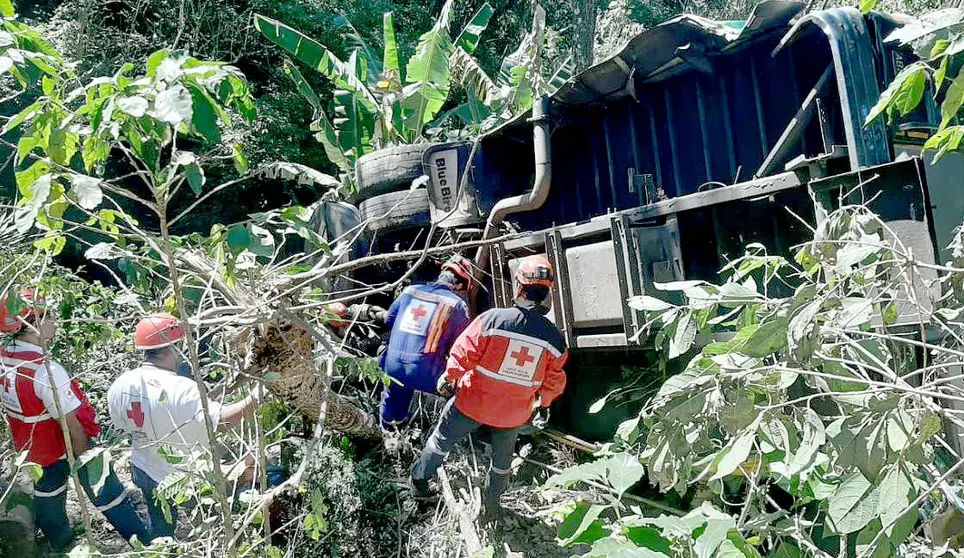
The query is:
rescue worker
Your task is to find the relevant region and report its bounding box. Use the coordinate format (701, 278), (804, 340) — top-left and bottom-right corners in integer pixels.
(107, 313), (258, 540)
(0, 290), (150, 551)
(323, 302), (388, 357)
(410, 255), (568, 518)
(378, 254), (475, 428)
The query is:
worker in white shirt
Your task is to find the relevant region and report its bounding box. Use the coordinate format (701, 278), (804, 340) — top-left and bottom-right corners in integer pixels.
(107, 313), (257, 540)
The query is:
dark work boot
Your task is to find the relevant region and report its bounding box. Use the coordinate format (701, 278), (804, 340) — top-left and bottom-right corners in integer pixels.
(409, 476), (436, 500)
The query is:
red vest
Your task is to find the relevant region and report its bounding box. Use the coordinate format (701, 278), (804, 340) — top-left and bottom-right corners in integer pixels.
(0, 347), (100, 467)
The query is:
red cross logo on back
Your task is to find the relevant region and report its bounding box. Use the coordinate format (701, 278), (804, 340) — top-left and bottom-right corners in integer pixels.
(127, 402), (145, 428)
(410, 304), (428, 321)
(510, 346), (536, 367)
(498, 340), (542, 381)
(399, 299), (438, 336)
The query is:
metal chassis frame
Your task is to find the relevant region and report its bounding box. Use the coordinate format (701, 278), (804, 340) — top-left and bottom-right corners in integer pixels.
(774, 7), (890, 170)
(544, 230), (576, 347)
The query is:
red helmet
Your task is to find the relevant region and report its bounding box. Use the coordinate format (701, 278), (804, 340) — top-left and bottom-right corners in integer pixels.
(514, 255), (554, 294)
(134, 313), (185, 351)
(441, 254), (476, 291)
(324, 302), (349, 328)
(0, 289), (47, 334)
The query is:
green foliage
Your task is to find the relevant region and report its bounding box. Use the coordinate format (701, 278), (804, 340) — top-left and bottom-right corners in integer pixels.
(446, 4), (573, 135)
(254, 0), (488, 177)
(255, 0), (574, 179)
(5, 40), (258, 254)
(547, 204), (959, 557)
(254, 0), (498, 180)
(864, 8), (964, 161)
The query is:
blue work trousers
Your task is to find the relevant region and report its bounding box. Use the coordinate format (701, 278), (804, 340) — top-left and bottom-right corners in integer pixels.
(34, 459), (150, 551)
(410, 398), (520, 510)
(131, 464), (288, 543)
(132, 466), (177, 541)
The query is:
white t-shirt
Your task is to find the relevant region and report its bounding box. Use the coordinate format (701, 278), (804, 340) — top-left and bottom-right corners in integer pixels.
(1, 340), (81, 418)
(107, 363), (222, 483)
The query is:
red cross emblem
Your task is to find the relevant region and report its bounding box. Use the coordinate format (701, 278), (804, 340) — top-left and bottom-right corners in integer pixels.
(410, 304), (428, 321)
(127, 402), (145, 428)
(510, 346), (536, 367)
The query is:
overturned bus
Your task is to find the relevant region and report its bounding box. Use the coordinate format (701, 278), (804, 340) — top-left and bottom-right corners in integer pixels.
(318, 1), (964, 441)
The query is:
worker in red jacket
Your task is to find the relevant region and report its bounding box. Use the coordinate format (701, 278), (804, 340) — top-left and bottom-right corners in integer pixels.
(409, 255), (568, 517)
(0, 290), (150, 551)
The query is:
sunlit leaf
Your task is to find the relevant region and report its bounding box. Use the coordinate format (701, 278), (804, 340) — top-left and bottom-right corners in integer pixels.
(828, 472), (879, 534)
(77, 447), (110, 498)
(583, 537), (666, 557)
(711, 431), (755, 481)
(454, 3), (494, 54)
(942, 67), (964, 130)
(153, 84), (193, 125)
(117, 96), (148, 117)
(402, 19), (455, 134)
(865, 61), (927, 125)
(742, 317), (787, 357)
(3, 98), (43, 134)
(232, 144), (248, 175)
(859, 0), (879, 14)
(557, 502), (610, 547)
(922, 125), (964, 162)
(627, 295), (674, 312)
(146, 49), (169, 77)
(85, 242), (114, 260)
(283, 59), (322, 113)
(253, 14), (377, 110)
(695, 517), (736, 558)
(70, 174), (103, 209)
(382, 12), (400, 77)
(877, 464), (913, 537)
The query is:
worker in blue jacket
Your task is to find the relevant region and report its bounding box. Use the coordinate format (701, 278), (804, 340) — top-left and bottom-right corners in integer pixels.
(378, 254), (475, 428)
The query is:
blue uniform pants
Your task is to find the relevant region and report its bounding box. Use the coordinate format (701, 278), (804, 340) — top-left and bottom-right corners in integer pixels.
(34, 459), (150, 551)
(132, 466), (178, 541)
(131, 464), (288, 543)
(410, 398), (520, 510)
(380, 361), (441, 428)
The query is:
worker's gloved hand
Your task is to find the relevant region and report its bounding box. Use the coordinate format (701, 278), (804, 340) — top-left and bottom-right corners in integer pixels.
(371, 307), (389, 326)
(531, 407), (550, 430)
(348, 304), (388, 325)
(436, 375), (456, 398)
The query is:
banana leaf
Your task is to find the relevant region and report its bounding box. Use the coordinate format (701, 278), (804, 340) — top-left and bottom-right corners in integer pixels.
(450, 46), (500, 105)
(454, 3), (494, 54)
(382, 12), (400, 84)
(254, 14), (377, 112)
(402, 26), (454, 136)
(310, 109), (352, 174)
(282, 59), (322, 114)
(336, 12), (383, 88)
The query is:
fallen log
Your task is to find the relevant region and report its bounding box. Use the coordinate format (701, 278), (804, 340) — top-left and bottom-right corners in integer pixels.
(177, 250), (382, 440)
(237, 319), (382, 440)
(438, 466), (482, 556)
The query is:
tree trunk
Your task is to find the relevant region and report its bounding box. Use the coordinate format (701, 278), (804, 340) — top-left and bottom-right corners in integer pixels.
(177, 251), (382, 440)
(569, 0), (598, 72)
(239, 320), (382, 440)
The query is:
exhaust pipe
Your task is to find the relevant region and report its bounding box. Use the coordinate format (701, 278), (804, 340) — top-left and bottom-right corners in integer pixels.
(474, 96), (553, 273)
